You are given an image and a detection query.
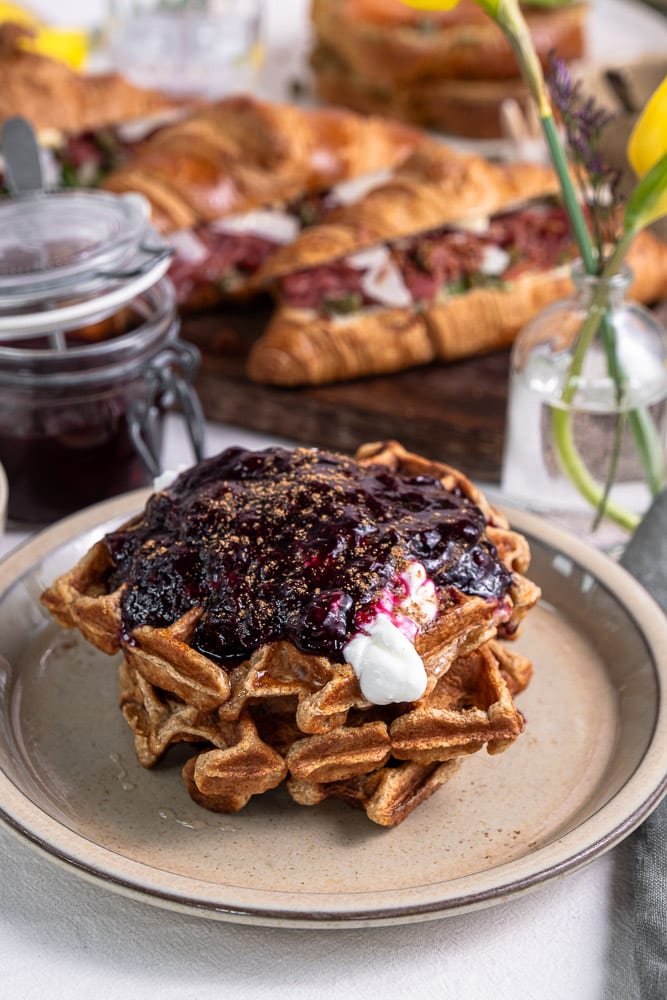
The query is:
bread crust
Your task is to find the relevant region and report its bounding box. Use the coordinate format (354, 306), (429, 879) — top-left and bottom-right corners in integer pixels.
(615, 228), (667, 305)
(246, 305), (435, 385)
(424, 269), (574, 362)
(247, 230), (667, 385)
(311, 47), (534, 139)
(310, 0), (587, 137)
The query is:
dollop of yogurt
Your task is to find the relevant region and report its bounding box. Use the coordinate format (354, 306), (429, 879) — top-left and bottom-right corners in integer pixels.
(344, 560), (437, 705)
(344, 613), (428, 705)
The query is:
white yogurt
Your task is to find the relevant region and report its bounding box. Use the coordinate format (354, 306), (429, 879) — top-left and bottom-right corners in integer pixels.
(344, 560), (437, 705)
(344, 613), (428, 705)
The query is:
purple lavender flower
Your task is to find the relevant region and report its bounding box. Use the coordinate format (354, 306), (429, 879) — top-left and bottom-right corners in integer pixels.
(547, 53), (623, 266)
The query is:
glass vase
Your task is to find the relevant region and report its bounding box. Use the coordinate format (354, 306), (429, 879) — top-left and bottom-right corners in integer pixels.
(501, 261), (667, 550)
(107, 0), (263, 99)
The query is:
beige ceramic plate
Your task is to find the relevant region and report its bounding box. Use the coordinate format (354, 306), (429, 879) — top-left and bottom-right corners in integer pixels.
(0, 493), (666, 928)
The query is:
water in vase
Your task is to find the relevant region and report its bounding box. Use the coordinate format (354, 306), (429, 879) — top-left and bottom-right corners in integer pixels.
(502, 349), (667, 550)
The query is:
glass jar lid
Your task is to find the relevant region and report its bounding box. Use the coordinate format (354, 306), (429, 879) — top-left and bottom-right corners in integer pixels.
(0, 189), (148, 291)
(0, 189), (174, 330)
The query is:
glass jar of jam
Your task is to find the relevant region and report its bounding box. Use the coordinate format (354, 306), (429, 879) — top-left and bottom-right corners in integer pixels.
(0, 188), (204, 525)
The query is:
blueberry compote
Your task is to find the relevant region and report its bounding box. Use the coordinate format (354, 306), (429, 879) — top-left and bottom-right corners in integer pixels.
(104, 447), (512, 664)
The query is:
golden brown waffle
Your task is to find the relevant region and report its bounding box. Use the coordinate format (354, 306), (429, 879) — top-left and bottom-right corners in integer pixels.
(285, 639), (532, 826)
(120, 638), (531, 825)
(41, 440), (540, 825)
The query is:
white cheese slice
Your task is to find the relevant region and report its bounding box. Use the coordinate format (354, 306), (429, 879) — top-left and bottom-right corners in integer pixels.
(346, 246), (392, 271)
(211, 209), (300, 244)
(115, 108), (189, 143)
(346, 245), (413, 309)
(169, 229), (209, 264)
(35, 127), (64, 149)
(480, 244), (511, 276)
(451, 215), (490, 234)
(361, 261), (413, 309)
(330, 168), (393, 206)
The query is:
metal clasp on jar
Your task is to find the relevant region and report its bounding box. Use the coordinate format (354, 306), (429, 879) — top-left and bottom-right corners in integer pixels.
(128, 339), (205, 477)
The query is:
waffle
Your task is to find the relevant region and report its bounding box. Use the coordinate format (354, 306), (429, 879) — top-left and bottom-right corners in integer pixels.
(286, 640), (532, 826)
(121, 638), (531, 825)
(41, 440), (540, 825)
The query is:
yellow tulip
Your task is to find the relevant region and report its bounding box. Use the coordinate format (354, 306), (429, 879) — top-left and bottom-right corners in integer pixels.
(26, 27), (89, 70)
(0, 2), (38, 26)
(399, 0), (461, 7)
(624, 75), (667, 231)
(401, 0), (498, 11)
(628, 75), (667, 178)
(0, 2), (88, 69)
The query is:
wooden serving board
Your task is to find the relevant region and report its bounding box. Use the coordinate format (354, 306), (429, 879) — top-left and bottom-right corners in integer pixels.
(182, 301), (511, 483)
(185, 297), (667, 483)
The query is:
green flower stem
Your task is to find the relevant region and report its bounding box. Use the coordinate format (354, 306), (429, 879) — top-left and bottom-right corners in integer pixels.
(592, 409), (627, 531)
(492, 1), (599, 275)
(548, 254), (637, 533)
(566, 237), (665, 494)
(551, 407), (640, 532)
(595, 314), (627, 526)
(549, 237), (664, 530)
(492, 0), (665, 530)
(598, 235), (666, 497)
(629, 407), (667, 495)
(539, 113), (597, 275)
(497, 4), (552, 118)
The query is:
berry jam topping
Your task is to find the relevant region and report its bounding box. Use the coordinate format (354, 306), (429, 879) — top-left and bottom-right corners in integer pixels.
(104, 446), (513, 663)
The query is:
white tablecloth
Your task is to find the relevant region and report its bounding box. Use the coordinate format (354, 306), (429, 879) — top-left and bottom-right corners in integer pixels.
(0, 822), (624, 1000)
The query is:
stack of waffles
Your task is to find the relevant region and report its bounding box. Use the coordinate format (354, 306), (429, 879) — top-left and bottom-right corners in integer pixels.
(41, 441), (541, 826)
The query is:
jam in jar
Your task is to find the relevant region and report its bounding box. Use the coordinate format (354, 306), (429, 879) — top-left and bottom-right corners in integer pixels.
(0, 188), (204, 525)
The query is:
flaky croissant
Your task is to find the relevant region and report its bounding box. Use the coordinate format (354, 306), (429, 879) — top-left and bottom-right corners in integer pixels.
(0, 22), (178, 134)
(311, 0), (587, 86)
(247, 230), (667, 387)
(102, 95), (422, 233)
(309, 0), (587, 138)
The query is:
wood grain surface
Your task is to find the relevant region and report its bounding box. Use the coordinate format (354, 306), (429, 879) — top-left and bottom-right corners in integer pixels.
(183, 301), (511, 483)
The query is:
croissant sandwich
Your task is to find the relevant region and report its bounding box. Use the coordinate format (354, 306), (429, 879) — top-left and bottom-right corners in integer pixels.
(309, 0), (588, 138)
(246, 142), (667, 386)
(100, 95), (422, 234)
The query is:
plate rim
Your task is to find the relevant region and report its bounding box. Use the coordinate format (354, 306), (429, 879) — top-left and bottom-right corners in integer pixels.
(1, 494), (666, 928)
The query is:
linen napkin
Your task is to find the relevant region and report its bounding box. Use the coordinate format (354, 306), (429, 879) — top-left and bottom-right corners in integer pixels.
(606, 490), (667, 998)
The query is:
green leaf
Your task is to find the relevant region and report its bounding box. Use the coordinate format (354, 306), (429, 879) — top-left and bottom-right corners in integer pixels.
(624, 150), (667, 232)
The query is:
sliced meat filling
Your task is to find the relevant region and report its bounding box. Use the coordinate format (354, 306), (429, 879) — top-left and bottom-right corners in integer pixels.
(279, 202), (574, 316)
(165, 175), (396, 306)
(58, 129), (135, 187)
(168, 227), (282, 306)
